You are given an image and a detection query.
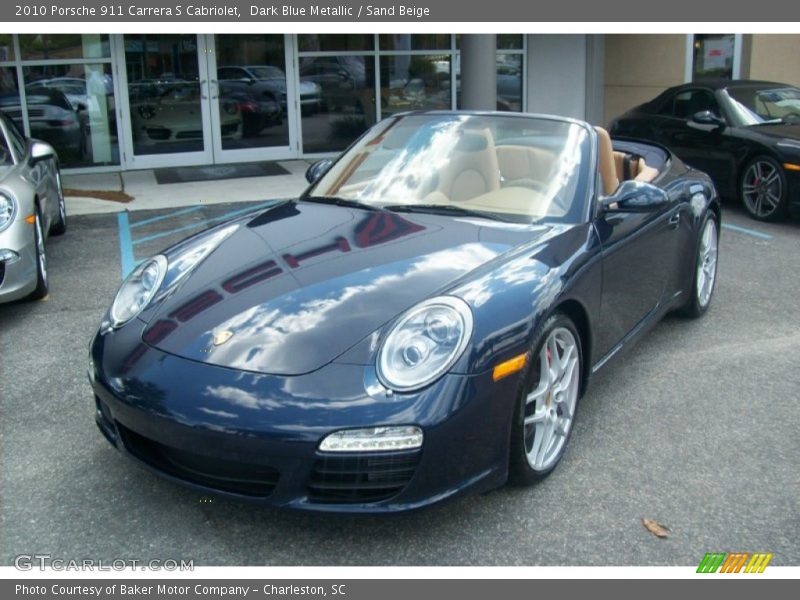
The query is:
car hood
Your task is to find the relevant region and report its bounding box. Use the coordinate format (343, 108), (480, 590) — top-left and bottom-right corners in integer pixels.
(142, 200), (549, 375)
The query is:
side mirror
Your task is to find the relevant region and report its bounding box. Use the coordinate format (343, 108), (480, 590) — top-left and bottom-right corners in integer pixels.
(29, 140), (55, 165)
(601, 180), (670, 214)
(305, 159), (334, 184)
(691, 110), (725, 128)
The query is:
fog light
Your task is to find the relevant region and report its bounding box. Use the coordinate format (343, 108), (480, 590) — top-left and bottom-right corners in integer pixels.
(0, 249), (19, 263)
(319, 426), (423, 453)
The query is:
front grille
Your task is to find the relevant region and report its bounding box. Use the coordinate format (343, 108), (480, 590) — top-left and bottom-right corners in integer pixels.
(117, 424), (279, 497)
(308, 450), (421, 504)
(220, 123), (239, 136)
(176, 129), (202, 140)
(145, 127), (170, 140)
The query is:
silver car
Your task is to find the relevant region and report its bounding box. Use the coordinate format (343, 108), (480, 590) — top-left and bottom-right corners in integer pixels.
(0, 112), (66, 303)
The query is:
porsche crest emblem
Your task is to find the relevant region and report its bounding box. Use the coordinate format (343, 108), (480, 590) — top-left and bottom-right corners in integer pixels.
(212, 330), (234, 346)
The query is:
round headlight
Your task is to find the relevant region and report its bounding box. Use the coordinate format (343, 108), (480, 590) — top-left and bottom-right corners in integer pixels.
(377, 296), (473, 392)
(0, 192), (16, 232)
(109, 255), (167, 328)
(137, 105), (156, 120)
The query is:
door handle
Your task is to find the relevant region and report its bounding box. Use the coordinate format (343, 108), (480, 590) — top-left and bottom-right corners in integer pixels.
(199, 79), (208, 100)
(668, 213), (680, 228)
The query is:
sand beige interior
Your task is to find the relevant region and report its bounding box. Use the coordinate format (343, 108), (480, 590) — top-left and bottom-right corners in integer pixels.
(595, 126), (659, 196)
(336, 126), (662, 217)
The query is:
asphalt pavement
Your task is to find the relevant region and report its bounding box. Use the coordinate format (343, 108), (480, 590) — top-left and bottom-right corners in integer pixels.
(1, 200), (798, 566)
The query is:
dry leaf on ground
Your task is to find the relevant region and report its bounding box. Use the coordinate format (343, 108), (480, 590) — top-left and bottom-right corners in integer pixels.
(642, 518), (670, 538)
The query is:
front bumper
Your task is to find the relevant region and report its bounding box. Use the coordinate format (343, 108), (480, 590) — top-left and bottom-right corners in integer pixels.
(89, 328), (518, 513)
(0, 221), (37, 303)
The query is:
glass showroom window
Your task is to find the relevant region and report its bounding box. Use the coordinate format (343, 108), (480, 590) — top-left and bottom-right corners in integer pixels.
(454, 34), (525, 112)
(23, 63), (117, 166)
(298, 35), (377, 153)
(0, 34), (119, 168)
(379, 54), (452, 116)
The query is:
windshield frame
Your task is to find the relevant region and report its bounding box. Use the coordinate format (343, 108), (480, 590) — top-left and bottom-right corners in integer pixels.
(302, 111), (597, 226)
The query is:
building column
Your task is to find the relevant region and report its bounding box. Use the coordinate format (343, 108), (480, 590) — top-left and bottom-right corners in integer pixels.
(460, 34), (496, 110)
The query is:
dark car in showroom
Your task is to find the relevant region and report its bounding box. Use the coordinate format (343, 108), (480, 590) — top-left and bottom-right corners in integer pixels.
(609, 79), (800, 221)
(89, 112), (720, 513)
(0, 87), (87, 161)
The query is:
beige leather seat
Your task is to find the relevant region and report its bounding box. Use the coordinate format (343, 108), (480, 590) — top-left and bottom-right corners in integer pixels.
(595, 126), (619, 196)
(496, 145), (556, 187)
(427, 129), (501, 203)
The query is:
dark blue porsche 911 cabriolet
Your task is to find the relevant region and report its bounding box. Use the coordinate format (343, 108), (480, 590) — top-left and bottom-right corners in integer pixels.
(89, 112), (720, 512)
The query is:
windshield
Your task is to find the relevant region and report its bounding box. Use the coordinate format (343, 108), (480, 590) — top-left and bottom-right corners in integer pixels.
(725, 86), (800, 125)
(248, 66), (284, 80)
(307, 114), (591, 224)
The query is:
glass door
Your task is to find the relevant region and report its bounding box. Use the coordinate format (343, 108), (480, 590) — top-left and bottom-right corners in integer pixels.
(206, 34), (298, 163)
(118, 34), (213, 169)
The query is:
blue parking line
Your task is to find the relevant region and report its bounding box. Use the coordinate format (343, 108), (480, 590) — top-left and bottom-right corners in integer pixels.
(721, 223), (772, 240)
(131, 201), (277, 246)
(117, 212), (135, 279)
(129, 205), (204, 229)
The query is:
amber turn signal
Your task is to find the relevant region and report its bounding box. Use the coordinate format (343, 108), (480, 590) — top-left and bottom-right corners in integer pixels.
(783, 163), (800, 172)
(25, 214), (36, 224)
(492, 353), (528, 382)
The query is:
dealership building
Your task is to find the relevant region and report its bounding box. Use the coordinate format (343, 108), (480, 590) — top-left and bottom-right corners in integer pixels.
(0, 33), (798, 174)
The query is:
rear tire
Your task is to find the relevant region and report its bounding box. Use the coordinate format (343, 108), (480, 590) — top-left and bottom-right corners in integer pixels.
(509, 313), (582, 485)
(740, 155), (788, 221)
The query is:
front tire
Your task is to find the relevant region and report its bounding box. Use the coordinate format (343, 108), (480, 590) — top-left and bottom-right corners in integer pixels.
(740, 155), (788, 221)
(28, 207), (49, 300)
(679, 212), (719, 319)
(50, 168), (67, 235)
(509, 313), (582, 485)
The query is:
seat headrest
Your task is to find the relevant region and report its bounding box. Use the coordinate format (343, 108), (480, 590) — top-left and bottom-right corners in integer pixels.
(455, 132), (490, 152)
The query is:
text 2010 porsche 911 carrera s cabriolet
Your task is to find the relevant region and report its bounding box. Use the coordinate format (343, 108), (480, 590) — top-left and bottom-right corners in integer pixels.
(89, 112), (720, 513)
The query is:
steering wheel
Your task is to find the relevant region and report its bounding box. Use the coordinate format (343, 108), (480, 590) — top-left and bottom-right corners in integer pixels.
(782, 111), (800, 123)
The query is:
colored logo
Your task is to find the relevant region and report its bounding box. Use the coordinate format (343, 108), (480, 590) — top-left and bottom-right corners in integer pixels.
(697, 552), (773, 573)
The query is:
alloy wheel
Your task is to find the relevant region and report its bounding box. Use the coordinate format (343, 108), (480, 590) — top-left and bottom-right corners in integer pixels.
(523, 327), (580, 471)
(742, 160), (782, 219)
(696, 219), (718, 308)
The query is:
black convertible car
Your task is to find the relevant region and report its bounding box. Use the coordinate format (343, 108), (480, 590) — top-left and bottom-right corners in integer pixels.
(89, 112), (720, 512)
(609, 79), (800, 221)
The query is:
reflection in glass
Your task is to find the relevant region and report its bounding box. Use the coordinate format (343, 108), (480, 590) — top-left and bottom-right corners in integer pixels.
(309, 114), (590, 224)
(19, 34), (110, 60)
(380, 55), (451, 116)
(124, 34), (210, 155)
(454, 54), (524, 112)
(496, 55), (523, 112)
(2, 63), (118, 167)
(379, 34), (450, 51)
(299, 55), (375, 153)
(455, 34), (523, 50)
(0, 35), (14, 61)
(298, 35), (374, 52)
(215, 34), (291, 150)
